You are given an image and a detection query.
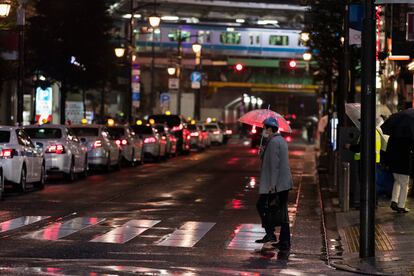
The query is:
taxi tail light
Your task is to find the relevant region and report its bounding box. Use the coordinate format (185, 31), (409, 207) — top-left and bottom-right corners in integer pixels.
(190, 132), (199, 137)
(251, 126), (257, 134)
(225, 130), (233, 135)
(115, 140), (121, 146)
(121, 139), (128, 145)
(171, 124), (183, 132)
(0, 149), (15, 158)
(285, 136), (292, 143)
(213, 130), (220, 135)
(93, 140), (102, 148)
(144, 137), (157, 144)
(46, 144), (65, 154)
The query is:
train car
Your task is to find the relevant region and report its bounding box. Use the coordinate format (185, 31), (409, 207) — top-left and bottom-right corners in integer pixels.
(136, 23), (307, 59)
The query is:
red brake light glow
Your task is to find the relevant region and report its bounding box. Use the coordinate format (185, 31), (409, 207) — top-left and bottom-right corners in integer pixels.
(115, 140), (121, 145)
(172, 124), (183, 132)
(144, 137), (157, 144)
(225, 130), (233, 135)
(285, 136), (292, 143)
(0, 149), (14, 158)
(213, 130), (220, 135)
(121, 139), (128, 145)
(93, 140), (102, 148)
(190, 132), (199, 137)
(251, 126), (257, 134)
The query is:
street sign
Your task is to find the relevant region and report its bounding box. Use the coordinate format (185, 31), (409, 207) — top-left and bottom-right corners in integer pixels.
(191, 82), (201, 89)
(168, 78), (179, 90)
(160, 93), (170, 105)
(191, 71), (201, 82)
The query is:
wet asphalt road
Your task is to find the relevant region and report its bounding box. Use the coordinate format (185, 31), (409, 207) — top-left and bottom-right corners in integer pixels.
(0, 140), (353, 275)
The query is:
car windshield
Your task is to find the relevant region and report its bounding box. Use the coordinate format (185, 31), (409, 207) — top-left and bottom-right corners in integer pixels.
(0, 131), (10, 143)
(25, 128), (62, 139)
(204, 124), (218, 130)
(187, 125), (198, 131)
(154, 126), (165, 133)
(71, 128), (99, 137)
(107, 127), (125, 139)
(131, 125), (153, 135)
(148, 115), (181, 128)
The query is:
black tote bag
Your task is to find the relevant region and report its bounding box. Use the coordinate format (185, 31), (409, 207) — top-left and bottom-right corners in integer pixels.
(264, 193), (288, 227)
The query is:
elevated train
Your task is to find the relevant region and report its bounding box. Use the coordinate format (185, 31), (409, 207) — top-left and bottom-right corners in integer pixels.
(136, 23), (307, 59)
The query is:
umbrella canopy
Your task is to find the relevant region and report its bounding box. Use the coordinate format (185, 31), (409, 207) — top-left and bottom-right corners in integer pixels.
(381, 108), (414, 139)
(345, 103), (385, 129)
(239, 109), (292, 133)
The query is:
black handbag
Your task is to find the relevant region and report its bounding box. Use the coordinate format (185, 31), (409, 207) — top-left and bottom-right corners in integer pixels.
(264, 193), (288, 227)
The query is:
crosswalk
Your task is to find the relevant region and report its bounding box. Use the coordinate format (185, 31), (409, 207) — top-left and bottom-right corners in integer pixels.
(0, 215), (296, 250)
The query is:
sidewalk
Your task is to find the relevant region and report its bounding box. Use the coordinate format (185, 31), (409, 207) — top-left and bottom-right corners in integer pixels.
(320, 165), (414, 275)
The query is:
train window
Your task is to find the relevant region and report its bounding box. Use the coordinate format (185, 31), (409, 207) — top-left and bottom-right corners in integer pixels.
(256, 35), (260, 44)
(269, 35), (289, 46)
(197, 30), (211, 43)
(220, 32), (241, 45)
(168, 30), (191, 42)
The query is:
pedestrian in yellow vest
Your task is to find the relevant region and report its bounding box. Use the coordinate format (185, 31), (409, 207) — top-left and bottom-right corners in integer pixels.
(353, 130), (382, 163)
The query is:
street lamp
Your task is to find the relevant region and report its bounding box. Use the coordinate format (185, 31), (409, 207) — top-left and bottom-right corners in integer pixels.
(167, 66), (176, 76)
(148, 14), (161, 28)
(303, 52), (312, 61)
(192, 42), (202, 54)
(0, 0), (11, 17)
(300, 31), (310, 43)
(114, 46), (126, 58)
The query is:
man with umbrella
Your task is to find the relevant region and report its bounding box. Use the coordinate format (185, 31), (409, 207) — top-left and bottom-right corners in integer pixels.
(254, 117), (293, 251)
(382, 109), (414, 213)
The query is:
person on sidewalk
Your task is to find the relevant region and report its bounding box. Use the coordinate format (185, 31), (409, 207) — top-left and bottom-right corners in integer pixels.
(386, 135), (412, 213)
(255, 117), (293, 251)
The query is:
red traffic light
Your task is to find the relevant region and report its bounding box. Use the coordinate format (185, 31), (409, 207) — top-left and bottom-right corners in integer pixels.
(288, 60), (297, 68)
(235, 63), (244, 72)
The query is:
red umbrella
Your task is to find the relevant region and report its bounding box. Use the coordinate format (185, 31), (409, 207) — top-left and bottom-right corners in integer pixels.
(239, 109), (292, 133)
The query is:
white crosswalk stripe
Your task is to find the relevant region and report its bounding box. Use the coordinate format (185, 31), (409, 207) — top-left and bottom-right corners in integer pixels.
(0, 216), (50, 233)
(90, 219), (161, 244)
(157, 221), (216, 247)
(23, 217), (105, 241)
(227, 223), (265, 251)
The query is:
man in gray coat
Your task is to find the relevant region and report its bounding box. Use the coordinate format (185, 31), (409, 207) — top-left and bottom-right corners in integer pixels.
(255, 117), (293, 251)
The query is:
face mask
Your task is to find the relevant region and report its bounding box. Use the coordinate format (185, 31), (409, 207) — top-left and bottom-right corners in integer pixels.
(262, 129), (269, 138)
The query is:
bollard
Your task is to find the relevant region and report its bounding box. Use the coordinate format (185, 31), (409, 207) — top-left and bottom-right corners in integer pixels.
(342, 162), (350, 212)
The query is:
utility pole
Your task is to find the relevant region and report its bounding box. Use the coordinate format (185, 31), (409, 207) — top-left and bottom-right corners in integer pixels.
(16, 0), (27, 126)
(177, 29), (182, 115)
(360, 0), (376, 259)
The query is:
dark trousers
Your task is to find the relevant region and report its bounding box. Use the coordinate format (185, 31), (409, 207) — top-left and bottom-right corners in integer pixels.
(256, 190), (291, 245)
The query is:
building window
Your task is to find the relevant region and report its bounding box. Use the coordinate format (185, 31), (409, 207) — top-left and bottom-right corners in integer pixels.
(220, 32), (241, 44)
(269, 35), (289, 46)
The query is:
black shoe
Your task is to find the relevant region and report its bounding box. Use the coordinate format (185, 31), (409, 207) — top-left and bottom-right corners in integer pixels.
(397, 207), (409, 213)
(390, 201), (398, 211)
(271, 241), (291, 251)
(255, 234), (276, 243)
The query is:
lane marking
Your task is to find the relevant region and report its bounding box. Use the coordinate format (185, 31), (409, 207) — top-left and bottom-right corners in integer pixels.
(157, 221), (215, 247)
(0, 216), (50, 234)
(227, 223), (265, 251)
(90, 219), (161, 244)
(23, 217), (104, 241)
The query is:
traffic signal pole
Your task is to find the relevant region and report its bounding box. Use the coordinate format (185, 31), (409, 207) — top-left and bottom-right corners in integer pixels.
(360, 0), (376, 258)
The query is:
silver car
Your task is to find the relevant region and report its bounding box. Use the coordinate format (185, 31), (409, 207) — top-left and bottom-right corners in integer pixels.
(130, 124), (167, 162)
(0, 126), (45, 193)
(25, 124), (88, 181)
(70, 125), (121, 170)
(107, 125), (143, 166)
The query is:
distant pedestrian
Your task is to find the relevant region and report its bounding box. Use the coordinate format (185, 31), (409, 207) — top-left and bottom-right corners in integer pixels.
(255, 117), (293, 251)
(386, 135), (412, 213)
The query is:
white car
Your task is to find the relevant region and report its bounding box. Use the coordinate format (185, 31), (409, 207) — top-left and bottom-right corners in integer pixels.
(130, 124), (167, 162)
(70, 125), (121, 170)
(107, 125), (143, 166)
(0, 126), (46, 193)
(0, 164), (3, 199)
(25, 124), (88, 181)
(204, 123), (224, 144)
